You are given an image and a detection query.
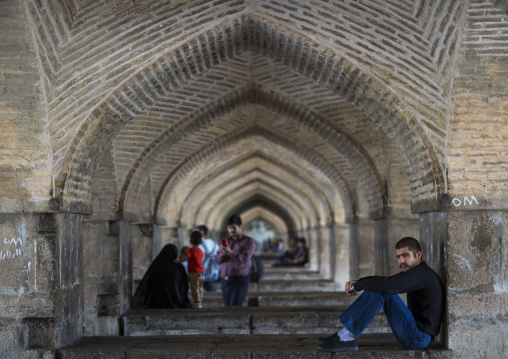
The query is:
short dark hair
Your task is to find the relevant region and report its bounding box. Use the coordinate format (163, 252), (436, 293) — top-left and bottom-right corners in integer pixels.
(395, 237), (421, 256)
(190, 230), (203, 246)
(196, 225), (208, 236)
(298, 238), (306, 245)
(226, 214), (242, 226)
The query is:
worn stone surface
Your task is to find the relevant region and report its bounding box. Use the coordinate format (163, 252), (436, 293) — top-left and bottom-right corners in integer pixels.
(121, 306), (391, 337)
(252, 291), (355, 307)
(254, 279), (339, 292)
(57, 334), (449, 359)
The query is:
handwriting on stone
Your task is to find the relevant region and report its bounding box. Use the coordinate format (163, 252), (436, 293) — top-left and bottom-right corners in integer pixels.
(0, 237), (23, 260)
(452, 196), (479, 207)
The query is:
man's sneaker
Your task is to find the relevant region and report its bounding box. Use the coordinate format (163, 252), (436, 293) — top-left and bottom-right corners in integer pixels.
(192, 302), (203, 309)
(318, 336), (358, 353)
(317, 332), (339, 344)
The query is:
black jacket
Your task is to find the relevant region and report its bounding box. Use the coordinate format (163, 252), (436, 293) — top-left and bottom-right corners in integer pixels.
(354, 261), (444, 336)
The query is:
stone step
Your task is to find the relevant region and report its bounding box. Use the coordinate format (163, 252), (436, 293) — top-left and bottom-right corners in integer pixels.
(256, 252), (282, 259)
(262, 268), (320, 280)
(120, 306), (390, 336)
(250, 291), (356, 307)
(263, 265), (314, 272)
(202, 290), (355, 307)
(250, 279), (338, 292)
(57, 334), (450, 358)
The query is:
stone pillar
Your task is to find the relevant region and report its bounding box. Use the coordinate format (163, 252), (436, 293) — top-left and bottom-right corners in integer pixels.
(419, 212), (447, 281)
(0, 213), (85, 355)
(82, 219), (122, 336)
(348, 216), (359, 281)
(318, 224), (333, 279)
(55, 214), (84, 346)
(374, 217), (389, 276)
(152, 225), (181, 258)
(418, 211), (448, 347)
(307, 226), (320, 272)
(333, 223), (350, 285)
(445, 210), (508, 356)
(357, 217), (375, 278)
(118, 221), (132, 315)
(177, 225), (187, 251)
(210, 229), (220, 242)
(328, 222), (335, 281)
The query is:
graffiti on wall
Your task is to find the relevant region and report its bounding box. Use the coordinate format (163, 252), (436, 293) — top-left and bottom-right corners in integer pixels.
(0, 237), (23, 261)
(451, 195), (479, 207)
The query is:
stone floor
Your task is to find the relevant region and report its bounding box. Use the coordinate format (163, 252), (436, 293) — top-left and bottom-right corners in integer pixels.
(57, 334), (450, 358)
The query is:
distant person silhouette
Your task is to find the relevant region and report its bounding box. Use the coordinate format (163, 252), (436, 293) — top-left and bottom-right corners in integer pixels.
(273, 237), (298, 266)
(132, 244), (191, 309)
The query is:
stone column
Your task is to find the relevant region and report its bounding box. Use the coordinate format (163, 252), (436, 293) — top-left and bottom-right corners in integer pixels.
(0, 213), (85, 354)
(374, 216), (389, 276)
(328, 222), (335, 281)
(348, 216), (359, 281)
(153, 225), (181, 257)
(118, 221), (132, 315)
(333, 223), (350, 285)
(307, 226), (320, 272)
(357, 217), (375, 278)
(210, 229), (220, 242)
(445, 210), (508, 355)
(82, 218), (123, 336)
(418, 212), (447, 280)
(177, 224), (187, 251)
(318, 224), (333, 279)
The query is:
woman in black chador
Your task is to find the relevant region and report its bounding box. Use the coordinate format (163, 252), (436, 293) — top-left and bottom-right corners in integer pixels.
(132, 244), (191, 308)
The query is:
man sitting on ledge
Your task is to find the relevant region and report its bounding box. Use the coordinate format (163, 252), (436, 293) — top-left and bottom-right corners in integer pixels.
(318, 237), (444, 352)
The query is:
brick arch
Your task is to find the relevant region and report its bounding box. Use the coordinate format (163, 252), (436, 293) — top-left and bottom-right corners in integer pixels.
(61, 16), (444, 214)
(123, 90), (385, 221)
(184, 169), (320, 232)
(210, 191), (303, 236)
(167, 151), (341, 231)
(149, 124), (351, 225)
(245, 17), (446, 211)
(241, 207), (289, 238)
(119, 88), (372, 216)
(178, 165), (325, 228)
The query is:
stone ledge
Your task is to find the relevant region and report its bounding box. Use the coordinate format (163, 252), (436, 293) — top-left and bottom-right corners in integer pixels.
(121, 307), (390, 336)
(57, 334), (451, 358)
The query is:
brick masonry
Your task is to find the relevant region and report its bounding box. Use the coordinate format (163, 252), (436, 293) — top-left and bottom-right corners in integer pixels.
(0, 1), (507, 357)
(18, 0), (468, 213)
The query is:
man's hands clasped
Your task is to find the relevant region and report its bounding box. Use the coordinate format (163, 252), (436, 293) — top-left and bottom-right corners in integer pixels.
(345, 280), (357, 296)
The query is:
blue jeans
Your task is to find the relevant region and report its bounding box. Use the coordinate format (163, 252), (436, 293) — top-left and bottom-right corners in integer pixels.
(220, 275), (250, 306)
(339, 292), (431, 349)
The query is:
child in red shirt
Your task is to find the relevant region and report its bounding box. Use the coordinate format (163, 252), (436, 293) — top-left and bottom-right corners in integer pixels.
(174, 231), (204, 308)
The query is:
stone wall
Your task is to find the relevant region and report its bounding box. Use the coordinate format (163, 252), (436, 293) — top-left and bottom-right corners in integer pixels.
(0, 213), (83, 357)
(447, 211), (508, 358)
(445, 3), (508, 356)
(0, 1), (52, 214)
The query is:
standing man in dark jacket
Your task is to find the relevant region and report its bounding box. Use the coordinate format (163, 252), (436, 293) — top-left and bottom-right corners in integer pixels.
(216, 214), (256, 306)
(318, 237), (444, 352)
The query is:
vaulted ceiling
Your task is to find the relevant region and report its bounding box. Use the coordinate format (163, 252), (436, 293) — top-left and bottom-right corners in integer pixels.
(26, 0), (473, 231)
